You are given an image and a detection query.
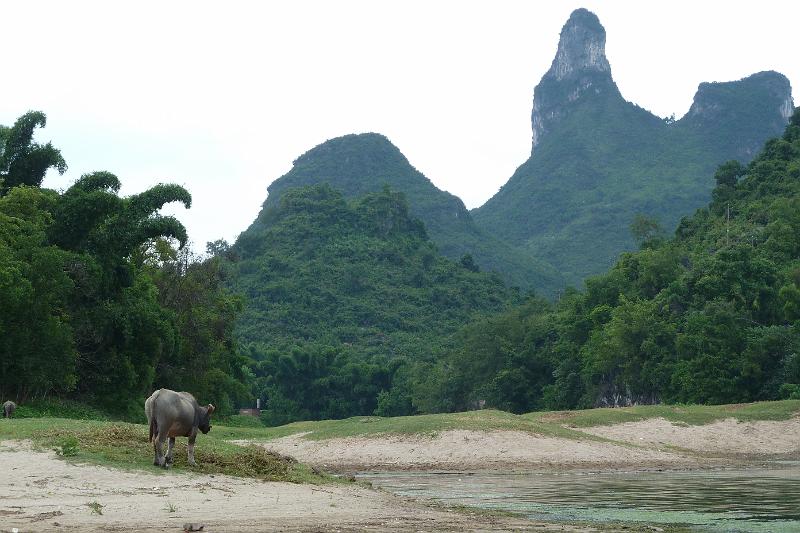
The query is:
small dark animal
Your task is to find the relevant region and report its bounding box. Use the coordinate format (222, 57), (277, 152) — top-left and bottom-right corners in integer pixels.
(144, 389), (214, 468)
(3, 401), (15, 418)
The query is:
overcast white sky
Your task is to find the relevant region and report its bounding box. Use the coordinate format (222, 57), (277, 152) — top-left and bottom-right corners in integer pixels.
(2, 1), (798, 251)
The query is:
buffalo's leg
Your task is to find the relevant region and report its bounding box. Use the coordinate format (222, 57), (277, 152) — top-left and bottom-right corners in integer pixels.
(166, 437), (176, 465)
(155, 434), (168, 468)
(187, 435), (197, 467)
(153, 433), (161, 466)
(151, 419), (161, 465)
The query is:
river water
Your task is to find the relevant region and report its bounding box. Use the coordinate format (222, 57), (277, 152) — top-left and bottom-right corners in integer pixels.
(359, 463), (800, 531)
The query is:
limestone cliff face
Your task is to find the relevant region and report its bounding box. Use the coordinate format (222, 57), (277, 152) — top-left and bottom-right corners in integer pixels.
(531, 8), (618, 153)
(687, 71), (793, 122)
(681, 70), (794, 160)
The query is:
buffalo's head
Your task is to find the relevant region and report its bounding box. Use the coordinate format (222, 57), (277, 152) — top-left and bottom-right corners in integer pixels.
(199, 404), (215, 434)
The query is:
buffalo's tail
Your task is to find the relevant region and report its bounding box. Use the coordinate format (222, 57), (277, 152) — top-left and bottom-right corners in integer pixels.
(149, 418), (157, 443)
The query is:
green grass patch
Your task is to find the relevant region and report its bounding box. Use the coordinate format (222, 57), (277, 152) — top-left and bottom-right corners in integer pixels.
(54, 435), (80, 457)
(214, 414), (264, 428)
(0, 418), (329, 484)
(222, 399), (800, 443)
(3, 400), (796, 464)
(13, 399), (110, 421)
(224, 409), (593, 442)
(523, 400), (800, 428)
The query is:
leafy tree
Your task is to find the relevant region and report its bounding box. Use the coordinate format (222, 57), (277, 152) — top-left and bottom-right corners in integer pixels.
(0, 187), (76, 401)
(150, 244), (250, 413)
(630, 214), (664, 249)
(0, 111), (66, 195)
(714, 160), (745, 188)
(582, 297), (675, 405)
(0, 111), (250, 418)
(459, 253), (480, 272)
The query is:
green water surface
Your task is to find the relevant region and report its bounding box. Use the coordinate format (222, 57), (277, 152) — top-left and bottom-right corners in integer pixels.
(360, 463), (800, 532)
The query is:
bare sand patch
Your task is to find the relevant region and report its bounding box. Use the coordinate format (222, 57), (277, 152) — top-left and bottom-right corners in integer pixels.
(0, 440), (556, 532)
(243, 429), (704, 472)
(579, 416), (800, 457)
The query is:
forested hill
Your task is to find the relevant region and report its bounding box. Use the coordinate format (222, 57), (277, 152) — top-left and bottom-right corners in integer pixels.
(433, 109), (800, 413)
(245, 133), (563, 295)
(230, 184), (522, 421)
(233, 184), (518, 357)
(473, 8), (794, 287)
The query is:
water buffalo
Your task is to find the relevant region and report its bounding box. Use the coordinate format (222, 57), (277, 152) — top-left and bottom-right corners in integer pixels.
(144, 389), (214, 468)
(2, 401), (15, 418)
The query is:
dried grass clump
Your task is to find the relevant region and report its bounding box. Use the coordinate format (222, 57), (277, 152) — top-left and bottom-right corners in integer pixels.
(84, 424), (149, 448)
(194, 445), (297, 481)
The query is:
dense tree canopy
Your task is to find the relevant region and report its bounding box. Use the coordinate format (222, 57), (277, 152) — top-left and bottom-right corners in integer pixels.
(432, 109), (800, 412)
(5, 106), (800, 426)
(230, 184), (521, 422)
(0, 112), (248, 417)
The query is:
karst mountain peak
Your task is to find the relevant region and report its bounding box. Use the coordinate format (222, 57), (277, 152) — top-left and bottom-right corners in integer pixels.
(474, 7), (793, 286)
(236, 7), (793, 293)
(531, 8), (618, 153)
(549, 9), (610, 80)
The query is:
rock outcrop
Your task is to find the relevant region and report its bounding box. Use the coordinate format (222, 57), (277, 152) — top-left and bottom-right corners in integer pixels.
(683, 70), (794, 160)
(531, 8), (618, 153)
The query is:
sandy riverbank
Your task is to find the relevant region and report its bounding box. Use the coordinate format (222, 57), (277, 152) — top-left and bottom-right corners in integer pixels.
(579, 416), (800, 457)
(2, 415), (798, 531)
(0, 440), (571, 532)
(246, 416), (800, 472)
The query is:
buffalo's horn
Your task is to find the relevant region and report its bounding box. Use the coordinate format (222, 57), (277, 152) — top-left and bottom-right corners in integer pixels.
(207, 404), (215, 415)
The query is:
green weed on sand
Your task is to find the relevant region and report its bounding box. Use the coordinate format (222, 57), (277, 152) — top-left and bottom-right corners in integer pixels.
(0, 418), (326, 483)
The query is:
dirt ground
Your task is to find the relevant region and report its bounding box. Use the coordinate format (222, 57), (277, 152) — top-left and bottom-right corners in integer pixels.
(250, 417), (800, 472)
(0, 441), (577, 532)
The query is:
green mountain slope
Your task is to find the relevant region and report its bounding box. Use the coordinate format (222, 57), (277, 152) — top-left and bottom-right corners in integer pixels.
(245, 133), (563, 295)
(435, 109), (800, 412)
(232, 184), (519, 361)
(473, 9), (793, 287)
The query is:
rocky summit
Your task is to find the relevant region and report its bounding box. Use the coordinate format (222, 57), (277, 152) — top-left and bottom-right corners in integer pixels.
(531, 8), (614, 152)
(473, 8), (793, 286)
